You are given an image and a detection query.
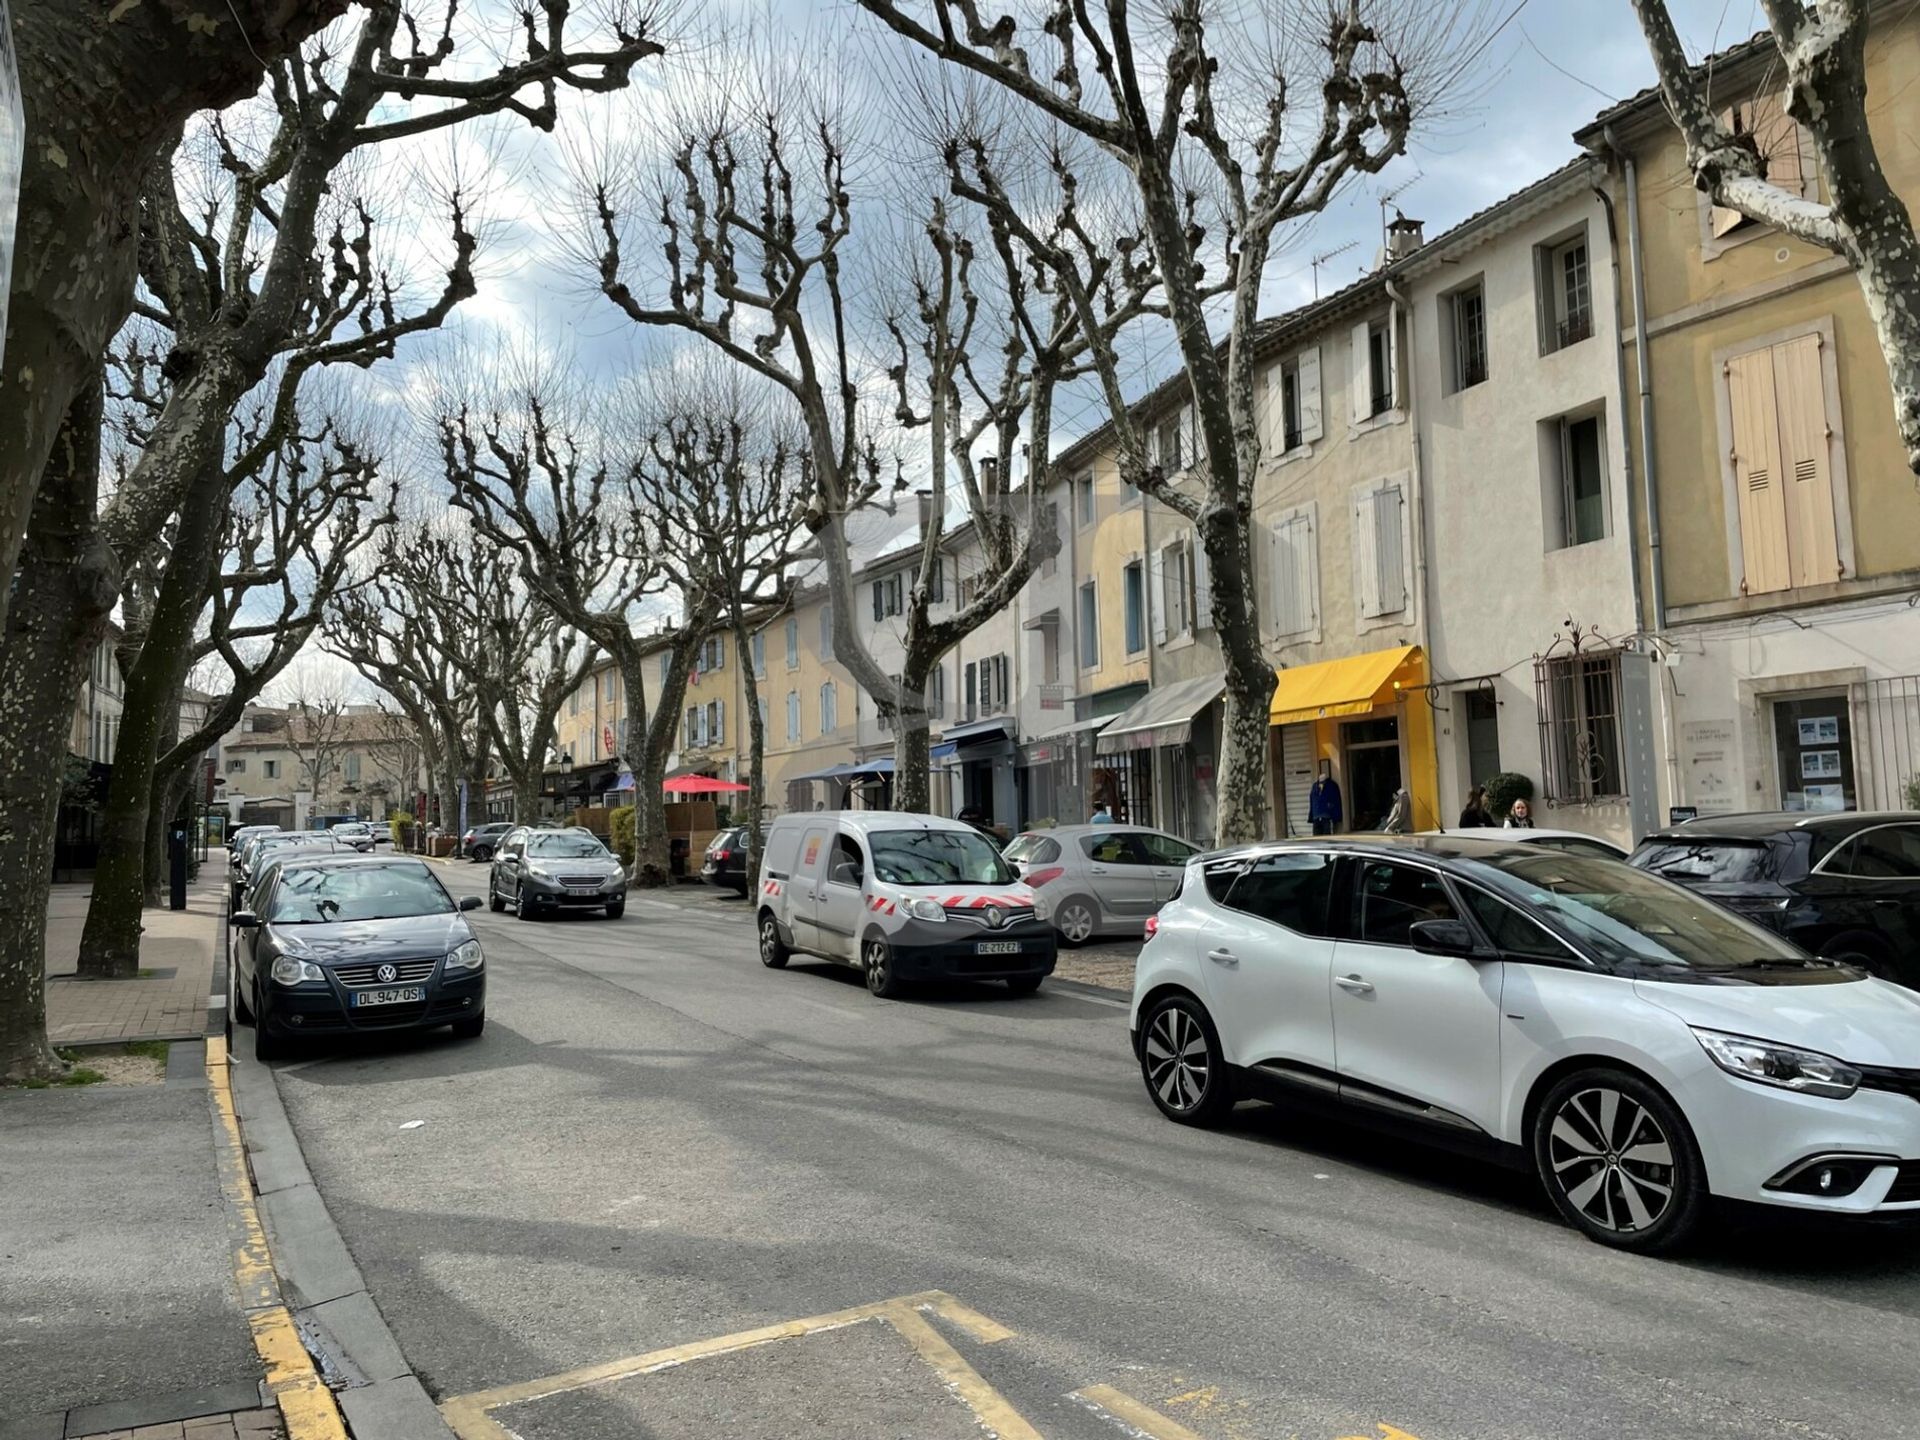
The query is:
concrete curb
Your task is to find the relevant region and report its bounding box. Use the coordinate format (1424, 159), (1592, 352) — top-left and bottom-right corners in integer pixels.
(227, 1048), (458, 1440)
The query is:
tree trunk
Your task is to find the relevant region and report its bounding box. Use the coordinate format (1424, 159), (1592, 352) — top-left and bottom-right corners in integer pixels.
(78, 463), (227, 976)
(891, 661), (934, 814)
(512, 774), (541, 826)
(1203, 500), (1277, 845)
(730, 610), (767, 871)
(0, 2), (350, 641)
(617, 633), (699, 887)
(144, 754), (195, 906)
(0, 385), (120, 1080)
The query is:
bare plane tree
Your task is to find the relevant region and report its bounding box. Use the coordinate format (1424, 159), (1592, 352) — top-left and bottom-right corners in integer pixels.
(591, 92), (1099, 809)
(848, 0), (1492, 843)
(446, 391), (709, 884)
(1627, 1), (1920, 472)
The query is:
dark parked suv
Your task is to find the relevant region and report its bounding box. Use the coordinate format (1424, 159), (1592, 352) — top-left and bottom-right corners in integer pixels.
(700, 826), (752, 895)
(1630, 811), (1920, 984)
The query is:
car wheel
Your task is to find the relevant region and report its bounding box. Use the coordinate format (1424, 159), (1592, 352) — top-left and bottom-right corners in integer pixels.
(251, 988), (283, 1063)
(1005, 974), (1043, 996)
(1531, 1068), (1707, 1253)
(863, 934), (904, 998)
(758, 912), (789, 968)
(1053, 895), (1098, 947)
(1138, 993), (1232, 1126)
(515, 893), (538, 921)
(605, 901), (625, 920)
(487, 878), (505, 914)
(473, 846), (492, 863)
(450, 1014), (485, 1040)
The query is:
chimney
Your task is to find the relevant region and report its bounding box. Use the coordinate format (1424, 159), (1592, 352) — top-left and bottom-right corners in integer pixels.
(979, 456), (998, 490)
(916, 487), (933, 536)
(1386, 209), (1425, 261)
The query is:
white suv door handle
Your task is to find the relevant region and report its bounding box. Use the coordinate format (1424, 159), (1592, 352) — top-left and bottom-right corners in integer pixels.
(1206, 948), (1238, 966)
(1335, 973), (1374, 994)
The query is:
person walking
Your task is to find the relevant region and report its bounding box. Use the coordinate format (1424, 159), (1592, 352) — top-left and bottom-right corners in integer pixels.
(1504, 797), (1536, 829)
(1458, 785), (1492, 829)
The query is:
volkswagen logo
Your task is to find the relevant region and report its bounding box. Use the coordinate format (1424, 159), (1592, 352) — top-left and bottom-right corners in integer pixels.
(376, 963), (398, 984)
(984, 906), (1004, 930)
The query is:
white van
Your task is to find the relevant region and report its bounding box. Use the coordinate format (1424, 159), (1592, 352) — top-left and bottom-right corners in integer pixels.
(756, 811), (1057, 998)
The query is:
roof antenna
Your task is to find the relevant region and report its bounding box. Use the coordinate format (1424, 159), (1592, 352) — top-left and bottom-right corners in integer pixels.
(1309, 240), (1356, 300)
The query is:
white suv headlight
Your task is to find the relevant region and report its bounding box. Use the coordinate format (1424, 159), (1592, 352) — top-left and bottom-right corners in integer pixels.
(269, 955), (326, 986)
(904, 898), (945, 923)
(446, 939), (485, 973)
(1693, 1028), (1860, 1099)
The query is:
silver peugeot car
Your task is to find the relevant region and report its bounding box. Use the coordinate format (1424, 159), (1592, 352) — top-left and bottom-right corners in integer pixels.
(1004, 824), (1202, 945)
(487, 826), (628, 920)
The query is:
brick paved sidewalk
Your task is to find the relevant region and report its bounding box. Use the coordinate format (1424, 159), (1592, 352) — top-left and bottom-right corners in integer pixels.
(44, 855), (226, 1046)
(74, 1408), (284, 1440)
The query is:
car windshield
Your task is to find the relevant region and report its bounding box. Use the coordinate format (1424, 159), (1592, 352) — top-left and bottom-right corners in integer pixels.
(1630, 839), (1776, 883)
(870, 828), (1015, 886)
(526, 834), (610, 858)
(266, 864), (455, 924)
(1471, 851), (1807, 972)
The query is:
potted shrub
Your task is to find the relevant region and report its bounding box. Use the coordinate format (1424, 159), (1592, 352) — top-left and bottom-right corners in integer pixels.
(1483, 772), (1535, 823)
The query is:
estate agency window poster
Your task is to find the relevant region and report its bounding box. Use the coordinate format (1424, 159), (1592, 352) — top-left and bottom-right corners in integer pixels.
(1773, 696), (1854, 813)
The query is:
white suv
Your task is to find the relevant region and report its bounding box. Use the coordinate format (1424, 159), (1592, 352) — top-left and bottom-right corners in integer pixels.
(1132, 834), (1920, 1252)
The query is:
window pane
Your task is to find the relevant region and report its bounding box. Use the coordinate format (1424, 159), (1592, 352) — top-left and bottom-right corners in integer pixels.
(1080, 831), (1151, 865)
(1851, 827), (1920, 878)
(1460, 886), (1567, 960)
(1123, 565), (1145, 653)
(1356, 860), (1458, 947)
(1141, 832), (1199, 865)
(1221, 852), (1336, 937)
(1567, 418), (1605, 544)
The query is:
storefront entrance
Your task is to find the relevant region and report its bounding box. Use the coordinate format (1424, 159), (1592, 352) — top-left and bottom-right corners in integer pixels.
(1343, 716), (1403, 832)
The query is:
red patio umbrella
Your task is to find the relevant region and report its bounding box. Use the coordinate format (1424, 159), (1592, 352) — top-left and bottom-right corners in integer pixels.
(662, 775), (750, 795)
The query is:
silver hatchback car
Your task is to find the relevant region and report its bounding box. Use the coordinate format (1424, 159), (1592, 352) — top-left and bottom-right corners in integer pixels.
(1004, 824), (1201, 944)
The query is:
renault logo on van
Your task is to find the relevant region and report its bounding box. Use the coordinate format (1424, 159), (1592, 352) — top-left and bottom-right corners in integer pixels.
(984, 906), (1005, 929)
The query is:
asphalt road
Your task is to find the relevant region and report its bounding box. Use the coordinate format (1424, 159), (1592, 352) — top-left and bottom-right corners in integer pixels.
(264, 861), (1920, 1440)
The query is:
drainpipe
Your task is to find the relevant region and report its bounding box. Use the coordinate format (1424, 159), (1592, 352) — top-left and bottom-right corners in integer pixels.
(1604, 131), (1682, 831)
(1607, 128), (1666, 631)
(1383, 271), (1434, 831)
(1589, 168), (1646, 637)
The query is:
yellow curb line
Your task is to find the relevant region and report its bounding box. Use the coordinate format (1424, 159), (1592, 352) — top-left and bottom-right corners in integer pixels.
(208, 1036), (351, 1440)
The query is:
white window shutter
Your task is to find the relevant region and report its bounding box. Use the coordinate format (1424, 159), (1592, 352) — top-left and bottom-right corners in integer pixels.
(714, 640), (725, 670)
(1193, 532), (1213, 630)
(1261, 369), (1274, 452)
(1349, 321), (1372, 425)
(715, 700), (725, 745)
(1354, 487), (1383, 618)
(1267, 519), (1287, 634)
(1149, 546), (1167, 645)
(1374, 485), (1407, 615)
(1301, 347), (1324, 443)
(1384, 317), (1398, 410)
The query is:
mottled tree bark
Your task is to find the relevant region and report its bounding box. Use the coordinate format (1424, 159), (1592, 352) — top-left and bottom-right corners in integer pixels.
(78, 464), (226, 975)
(0, 387), (120, 1081)
(0, 1), (349, 645)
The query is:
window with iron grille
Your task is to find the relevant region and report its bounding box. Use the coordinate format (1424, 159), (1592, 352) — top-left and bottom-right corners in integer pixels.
(1535, 650), (1626, 802)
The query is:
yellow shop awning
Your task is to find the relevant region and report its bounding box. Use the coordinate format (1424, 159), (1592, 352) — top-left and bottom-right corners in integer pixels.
(1269, 645), (1424, 727)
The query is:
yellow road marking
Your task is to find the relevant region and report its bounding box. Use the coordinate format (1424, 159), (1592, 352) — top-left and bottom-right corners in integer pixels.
(208, 1038), (350, 1440)
(884, 1302), (1045, 1440)
(1073, 1384), (1209, 1440)
(1337, 1428), (1423, 1440)
(440, 1289), (1030, 1439)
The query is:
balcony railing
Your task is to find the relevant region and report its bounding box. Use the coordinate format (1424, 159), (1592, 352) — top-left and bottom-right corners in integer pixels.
(1557, 310), (1594, 348)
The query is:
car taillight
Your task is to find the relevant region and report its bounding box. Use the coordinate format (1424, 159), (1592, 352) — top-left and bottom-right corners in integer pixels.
(1143, 914), (1160, 938)
(715, 849), (732, 861)
(1025, 866), (1064, 887)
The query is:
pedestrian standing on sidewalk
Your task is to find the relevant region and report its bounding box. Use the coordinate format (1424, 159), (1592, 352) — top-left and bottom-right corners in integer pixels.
(1089, 799), (1113, 824)
(1504, 797), (1536, 829)
(1308, 763), (1342, 837)
(1458, 785), (1492, 828)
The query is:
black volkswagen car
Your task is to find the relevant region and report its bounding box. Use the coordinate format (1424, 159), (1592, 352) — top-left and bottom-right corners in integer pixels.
(233, 855), (486, 1060)
(1630, 811), (1920, 985)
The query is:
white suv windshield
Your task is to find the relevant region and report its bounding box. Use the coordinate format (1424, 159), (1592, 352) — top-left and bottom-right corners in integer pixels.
(1473, 852), (1809, 972)
(870, 829), (1014, 887)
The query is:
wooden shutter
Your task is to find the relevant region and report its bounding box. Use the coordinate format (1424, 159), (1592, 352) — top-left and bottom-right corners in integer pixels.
(1769, 333), (1840, 586)
(714, 700), (725, 745)
(1353, 487), (1382, 618)
(1272, 512), (1315, 636)
(1349, 321), (1372, 425)
(1373, 485), (1407, 615)
(1300, 346), (1324, 442)
(1726, 347), (1792, 594)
